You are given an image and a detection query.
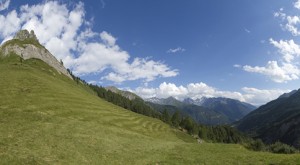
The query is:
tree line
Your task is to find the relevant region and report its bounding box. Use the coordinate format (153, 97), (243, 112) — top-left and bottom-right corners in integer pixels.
(89, 84), (160, 118)
(161, 109), (249, 143)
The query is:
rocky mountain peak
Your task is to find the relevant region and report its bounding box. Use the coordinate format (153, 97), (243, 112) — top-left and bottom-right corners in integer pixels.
(13, 29), (38, 41)
(0, 29), (72, 79)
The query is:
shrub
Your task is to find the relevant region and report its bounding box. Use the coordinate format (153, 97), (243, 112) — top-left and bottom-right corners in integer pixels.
(267, 142), (298, 154)
(246, 139), (265, 151)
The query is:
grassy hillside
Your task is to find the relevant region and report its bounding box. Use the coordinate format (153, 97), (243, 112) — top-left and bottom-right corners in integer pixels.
(0, 55), (300, 164)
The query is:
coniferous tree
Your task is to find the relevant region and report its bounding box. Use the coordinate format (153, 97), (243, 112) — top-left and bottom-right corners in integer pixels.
(20, 54), (23, 64)
(162, 109), (171, 124)
(88, 84), (160, 119)
(180, 116), (198, 135)
(171, 111), (180, 127)
(198, 126), (207, 140)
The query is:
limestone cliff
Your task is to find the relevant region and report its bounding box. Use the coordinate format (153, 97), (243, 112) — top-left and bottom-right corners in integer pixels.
(0, 30), (72, 79)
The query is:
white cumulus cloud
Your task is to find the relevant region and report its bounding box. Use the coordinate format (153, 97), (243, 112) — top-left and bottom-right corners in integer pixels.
(0, 1), (178, 83)
(270, 39), (300, 63)
(100, 31), (116, 46)
(243, 61), (300, 83)
(0, 10), (20, 38)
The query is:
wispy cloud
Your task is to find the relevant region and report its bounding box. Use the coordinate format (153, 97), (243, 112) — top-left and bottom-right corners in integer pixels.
(244, 28), (251, 33)
(0, 0), (10, 11)
(233, 64), (241, 68)
(274, 3), (300, 36)
(167, 47), (186, 53)
(100, 0), (106, 8)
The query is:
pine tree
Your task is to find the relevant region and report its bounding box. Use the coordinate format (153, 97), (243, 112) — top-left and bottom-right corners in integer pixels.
(20, 54), (24, 64)
(171, 111), (180, 127)
(198, 126), (207, 140)
(162, 109), (171, 124)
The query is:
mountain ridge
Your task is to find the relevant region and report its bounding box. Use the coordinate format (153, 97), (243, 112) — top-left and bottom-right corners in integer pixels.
(236, 89), (300, 148)
(105, 86), (141, 100)
(199, 97), (256, 122)
(146, 101), (230, 125)
(145, 96), (255, 123)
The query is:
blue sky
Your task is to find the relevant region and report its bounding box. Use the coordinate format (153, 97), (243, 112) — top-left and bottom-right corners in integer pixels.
(1, 0), (300, 105)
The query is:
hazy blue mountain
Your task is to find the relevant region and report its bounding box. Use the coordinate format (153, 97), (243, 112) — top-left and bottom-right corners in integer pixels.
(146, 97), (233, 125)
(146, 101), (230, 125)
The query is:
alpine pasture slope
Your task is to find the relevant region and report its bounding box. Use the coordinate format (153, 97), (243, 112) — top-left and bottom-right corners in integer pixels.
(0, 54), (300, 164)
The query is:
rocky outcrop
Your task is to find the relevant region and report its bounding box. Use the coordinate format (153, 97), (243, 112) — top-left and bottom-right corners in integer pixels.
(14, 30), (38, 41)
(0, 30), (72, 79)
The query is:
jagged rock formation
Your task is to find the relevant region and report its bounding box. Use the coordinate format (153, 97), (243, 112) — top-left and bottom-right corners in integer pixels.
(13, 29), (38, 41)
(0, 30), (72, 79)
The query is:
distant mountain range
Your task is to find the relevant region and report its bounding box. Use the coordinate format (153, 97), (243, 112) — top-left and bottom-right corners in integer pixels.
(146, 96), (185, 107)
(182, 97), (206, 106)
(145, 96), (256, 125)
(185, 97), (256, 122)
(146, 99), (230, 125)
(236, 89), (300, 148)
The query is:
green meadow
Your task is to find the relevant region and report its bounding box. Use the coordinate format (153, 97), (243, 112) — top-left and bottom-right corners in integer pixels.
(0, 55), (299, 164)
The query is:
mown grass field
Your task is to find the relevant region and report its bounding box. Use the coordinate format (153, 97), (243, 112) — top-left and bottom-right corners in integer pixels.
(0, 55), (300, 164)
